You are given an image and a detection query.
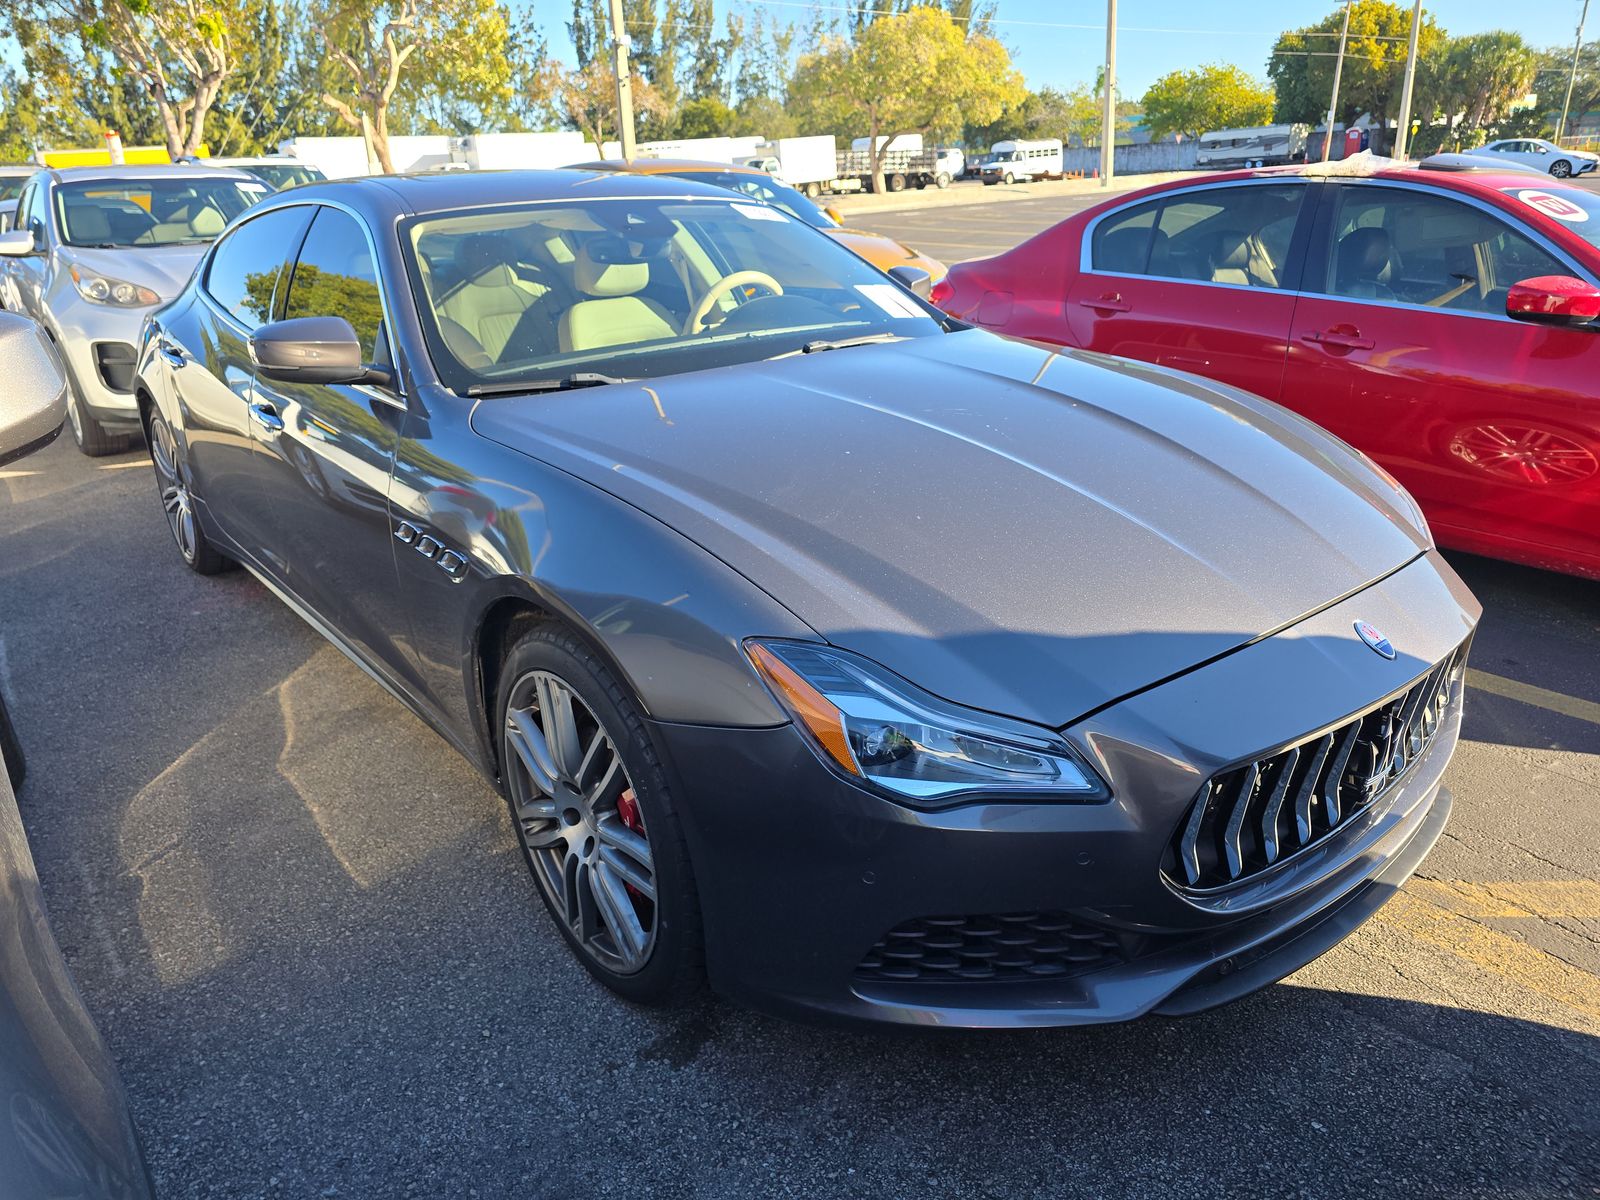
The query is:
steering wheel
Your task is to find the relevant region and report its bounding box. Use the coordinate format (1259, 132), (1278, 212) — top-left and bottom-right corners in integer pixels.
(685, 271), (784, 335)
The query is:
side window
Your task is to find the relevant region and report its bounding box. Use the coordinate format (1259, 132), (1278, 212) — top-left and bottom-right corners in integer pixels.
(1089, 199), (1159, 274)
(1093, 185), (1302, 288)
(283, 207), (385, 361)
(22, 184), (47, 242)
(11, 185), (33, 239)
(204, 206), (314, 328)
(1320, 186), (1569, 315)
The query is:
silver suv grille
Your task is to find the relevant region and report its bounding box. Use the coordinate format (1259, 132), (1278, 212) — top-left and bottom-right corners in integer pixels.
(1169, 646), (1465, 892)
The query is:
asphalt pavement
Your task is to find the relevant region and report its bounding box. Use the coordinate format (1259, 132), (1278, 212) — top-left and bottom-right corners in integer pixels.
(2, 187), (1599, 1198)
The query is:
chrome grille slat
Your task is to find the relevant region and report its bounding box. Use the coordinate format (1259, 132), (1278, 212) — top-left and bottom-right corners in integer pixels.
(1167, 646), (1465, 892)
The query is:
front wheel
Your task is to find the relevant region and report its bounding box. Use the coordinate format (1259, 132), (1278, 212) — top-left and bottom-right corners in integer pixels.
(935, 172), (951, 189)
(1003, 172), (1015, 185)
(498, 624), (703, 1005)
(148, 408), (231, 574)
(63, 374), (131, 457)
(1551, 159), (1573, 178)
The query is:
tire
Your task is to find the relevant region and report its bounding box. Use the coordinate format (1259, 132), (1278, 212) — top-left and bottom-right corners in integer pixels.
(1003, 172), (1015, 186)
(147, 407), (231, 574)
(935, 171), (951, 189)
(887, 173), (906, 192)
(60, 362), (131, 457)
(497, 622), (704, 1006)
(1551, 159), (1573, 178)
(0, 689), (24, 793)
(803, 181), (821, 199)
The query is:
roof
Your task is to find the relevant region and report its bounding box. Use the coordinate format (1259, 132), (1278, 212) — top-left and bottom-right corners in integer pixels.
(563, 158), (767, 177)
(47, 163), (258, 183)
(0, 166), (35, 177)
(277, 168), (747, 218)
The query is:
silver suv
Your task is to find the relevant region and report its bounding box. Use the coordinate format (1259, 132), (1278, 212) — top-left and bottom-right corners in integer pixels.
(0, 164), (266, 454)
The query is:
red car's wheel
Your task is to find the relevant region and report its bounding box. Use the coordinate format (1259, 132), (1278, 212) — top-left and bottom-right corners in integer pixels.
(1447, 423), (1599, 486)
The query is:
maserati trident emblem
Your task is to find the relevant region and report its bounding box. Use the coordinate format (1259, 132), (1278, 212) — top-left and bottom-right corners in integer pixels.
(1354, 620), (1396, 660)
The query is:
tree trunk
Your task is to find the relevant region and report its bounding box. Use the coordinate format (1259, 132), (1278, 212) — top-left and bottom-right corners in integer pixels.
(867, 109), (885, 195)
(372, 102), (397, 174)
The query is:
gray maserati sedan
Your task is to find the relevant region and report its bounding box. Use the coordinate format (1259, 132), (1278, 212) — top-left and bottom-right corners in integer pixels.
(134, 171), (1480, 1027)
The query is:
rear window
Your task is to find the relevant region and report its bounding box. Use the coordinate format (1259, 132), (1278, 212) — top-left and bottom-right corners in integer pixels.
(1498, 185), (1600, 254)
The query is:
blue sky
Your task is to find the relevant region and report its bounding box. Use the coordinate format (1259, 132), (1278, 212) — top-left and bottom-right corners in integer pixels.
(535, 0), (1588, 96)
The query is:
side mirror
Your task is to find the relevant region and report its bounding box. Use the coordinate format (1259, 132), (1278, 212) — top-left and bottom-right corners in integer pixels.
(1505, 275), (1600, 327)
(251, 316), (381, 385)
(887, 265), (933, 299)
(0, 229), (35, 257)
(0, 312), (68, 467)
(824, 205), (844, 225)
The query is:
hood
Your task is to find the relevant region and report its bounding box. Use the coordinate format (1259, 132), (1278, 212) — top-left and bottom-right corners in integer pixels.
(60, 243), (210, 304)
(471, 333), (1429, 727)
(827, 228), (923, 264)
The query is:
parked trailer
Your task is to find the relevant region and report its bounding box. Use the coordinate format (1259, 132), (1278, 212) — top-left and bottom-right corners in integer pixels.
(1195, 124), (1309, 169)
(834, 144), (952, 193)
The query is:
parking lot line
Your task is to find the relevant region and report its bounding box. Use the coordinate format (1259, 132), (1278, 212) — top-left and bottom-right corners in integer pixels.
(1466, 668), (1600, 726)
(97, 459), (150, 471)
(1412, 878), (1600, 919)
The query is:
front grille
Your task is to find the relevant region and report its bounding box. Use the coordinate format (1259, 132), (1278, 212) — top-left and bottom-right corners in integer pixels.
(1169, 647), (1465, 892)
(856, 913), (1124, 984)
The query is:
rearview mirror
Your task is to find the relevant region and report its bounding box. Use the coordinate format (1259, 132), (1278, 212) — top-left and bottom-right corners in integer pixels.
(0, 229), (35, 257)
(251, 316), (372, 384)
(887, 265), (933, 299)
(1505, 275), (1600, 327)
(0, 312), (68, 467)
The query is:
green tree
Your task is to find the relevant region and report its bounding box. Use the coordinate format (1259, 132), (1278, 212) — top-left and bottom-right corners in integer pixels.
(788, 5), (1024, 193)
(315, 0), (514, 172)
(674, 95), (734, 139)
(1269, 0), (1445, 146)
(207, 0), (340, 155)
(1415, 31), (1537, 151)
(1141, 64), (1275, 140)
(543, 57), (667, 150)
(17, 0), (244, 157)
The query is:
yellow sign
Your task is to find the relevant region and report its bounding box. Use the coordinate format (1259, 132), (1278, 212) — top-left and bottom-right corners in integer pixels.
(36, 145), (210, 168)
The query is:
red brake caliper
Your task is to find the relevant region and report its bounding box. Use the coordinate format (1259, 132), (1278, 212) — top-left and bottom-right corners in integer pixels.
(616, 788), (646, 904)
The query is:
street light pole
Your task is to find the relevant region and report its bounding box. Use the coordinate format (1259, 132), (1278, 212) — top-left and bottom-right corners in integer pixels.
(1392, 0), (1423, 160)
(1099, 0), (1117, 187)
(608, 0), (637, 160)
(1323, 0), (1352, 162)
(1559, 0), (1591, 145)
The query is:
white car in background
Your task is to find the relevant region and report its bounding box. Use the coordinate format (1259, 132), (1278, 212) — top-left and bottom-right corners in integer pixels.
(0, 164), (266, 454)
(1479, 138), (1600, 178)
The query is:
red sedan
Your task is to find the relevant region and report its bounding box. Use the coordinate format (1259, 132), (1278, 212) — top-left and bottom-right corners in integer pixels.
(932, 163), (1600, 581)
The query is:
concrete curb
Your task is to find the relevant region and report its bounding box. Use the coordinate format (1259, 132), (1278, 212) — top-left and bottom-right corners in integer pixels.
(830, 171), (1202, 218)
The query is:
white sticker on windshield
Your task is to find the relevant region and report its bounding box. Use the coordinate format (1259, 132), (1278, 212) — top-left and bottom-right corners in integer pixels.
(855, 283), (925, 318)
(733, 203), (787, 222)
(238, 182), (269, 194)
(1513, 189), (1588, 222)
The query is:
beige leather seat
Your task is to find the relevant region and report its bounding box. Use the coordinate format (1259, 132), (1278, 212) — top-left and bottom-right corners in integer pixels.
(559, 242), (677, 353)
(436, 234), (543, 362)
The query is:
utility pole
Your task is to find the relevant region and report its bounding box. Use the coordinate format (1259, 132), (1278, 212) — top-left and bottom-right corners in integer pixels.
(1099, 0), (1117, 187)
(1559, 0), (1591, 145)
(1323, 1), (1352, 162)
(608, 0), (637, 160)
(1392, 0), (1423, 160)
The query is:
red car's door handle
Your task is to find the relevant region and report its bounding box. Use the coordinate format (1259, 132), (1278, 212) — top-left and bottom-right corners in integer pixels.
(1302, 329), (1375, 351)
(1080, 294), (1131, 314)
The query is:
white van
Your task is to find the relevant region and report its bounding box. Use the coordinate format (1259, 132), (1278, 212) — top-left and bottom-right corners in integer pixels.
(979, 139), (1063, 185)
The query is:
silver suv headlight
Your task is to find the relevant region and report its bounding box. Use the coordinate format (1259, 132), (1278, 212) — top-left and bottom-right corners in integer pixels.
(69, 266), (160, 307)
(747, 639), (1108, 806)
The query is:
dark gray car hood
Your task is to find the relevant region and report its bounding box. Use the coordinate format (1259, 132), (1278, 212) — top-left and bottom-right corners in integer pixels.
(471, 332), (1429, 727)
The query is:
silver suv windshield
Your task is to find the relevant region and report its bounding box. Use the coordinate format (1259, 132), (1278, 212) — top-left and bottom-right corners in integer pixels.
(54, 177), (266, 247)
(404, 196), (943, 392)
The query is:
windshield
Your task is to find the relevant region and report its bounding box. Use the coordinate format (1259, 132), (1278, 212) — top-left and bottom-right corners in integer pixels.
(656, 170), (838, 230)
(244, 162), (324, 191)
(404, 196), (942, 392)
(53, 176), (266, 247)
(1500, 185), (1600, 253)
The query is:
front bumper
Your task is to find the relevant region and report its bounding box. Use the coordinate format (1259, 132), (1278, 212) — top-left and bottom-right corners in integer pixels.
(656, 551), (1479, 1028)
(52, 300), (152, 431)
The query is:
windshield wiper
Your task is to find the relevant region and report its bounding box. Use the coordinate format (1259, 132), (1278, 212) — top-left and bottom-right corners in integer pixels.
(466, 371), (629, 397)
(765, 332), (903, 361)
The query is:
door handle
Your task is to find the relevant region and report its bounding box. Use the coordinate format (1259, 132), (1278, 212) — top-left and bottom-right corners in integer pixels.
(158, 340), (186, 369)
(1080, 294), (1131, 314)
(248, 402), (284, 433)
(1302, 329), (1374, 351)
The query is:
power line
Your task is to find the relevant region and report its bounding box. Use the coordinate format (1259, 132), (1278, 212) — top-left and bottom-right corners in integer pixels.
(723, 0), (1316, 38)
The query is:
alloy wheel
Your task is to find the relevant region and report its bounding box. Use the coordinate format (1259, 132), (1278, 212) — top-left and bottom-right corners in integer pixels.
(504, 670), (657, 975)
(66, 392), (84, 447)
(1552, 159), (1572, 178)
(150, 417), (198, 563)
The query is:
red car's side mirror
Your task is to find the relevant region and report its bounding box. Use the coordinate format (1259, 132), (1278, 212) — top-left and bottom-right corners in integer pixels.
(1505, 275), (1600, 327)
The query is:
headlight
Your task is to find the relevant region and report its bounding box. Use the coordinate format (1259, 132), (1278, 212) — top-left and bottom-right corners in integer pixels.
(70, 265), (160, 307)
(746, 640), (1108, 805)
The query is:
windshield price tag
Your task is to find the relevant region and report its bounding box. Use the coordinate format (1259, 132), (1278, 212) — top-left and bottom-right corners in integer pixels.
(732, 203), (787, 222)
(855, 283), (925, 318)
(1512, 189), (1589, 222)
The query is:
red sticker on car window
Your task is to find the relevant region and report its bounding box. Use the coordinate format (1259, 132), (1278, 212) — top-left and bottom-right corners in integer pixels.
(1512, 189), (1588, 222)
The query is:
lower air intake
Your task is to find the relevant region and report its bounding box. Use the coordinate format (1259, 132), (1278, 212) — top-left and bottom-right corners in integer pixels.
(856, 912), (1124, 983)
